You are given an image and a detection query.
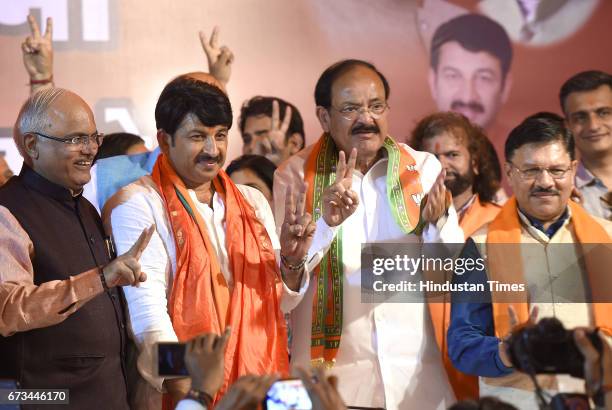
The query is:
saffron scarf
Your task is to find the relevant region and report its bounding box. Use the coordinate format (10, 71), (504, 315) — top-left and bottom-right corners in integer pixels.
(151, 154), (289, 395)
(460, 196), (501, 239)
(486, 197), (612, 337)
(304, 134), (424, 365)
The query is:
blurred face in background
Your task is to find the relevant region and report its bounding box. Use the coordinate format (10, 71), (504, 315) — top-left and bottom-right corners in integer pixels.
(564, 85), (612, 161)
(242, 114), (304, 164)
(421, 129), (476, 198)
(429, 41), (511, 129)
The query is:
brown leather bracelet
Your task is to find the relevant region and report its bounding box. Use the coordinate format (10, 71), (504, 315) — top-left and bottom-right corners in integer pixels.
(281, 254), (307, 271)
(99, 268), (110, 291)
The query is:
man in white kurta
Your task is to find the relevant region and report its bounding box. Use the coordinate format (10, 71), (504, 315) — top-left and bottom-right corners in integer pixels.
(274, 60), (465, 410)
(106, 181), (304, 379)
(103, 75), (315, 409)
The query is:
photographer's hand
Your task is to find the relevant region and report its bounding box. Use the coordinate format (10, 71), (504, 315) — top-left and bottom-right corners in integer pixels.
(499, 306), (539, 368)
(215, 374), (278, 410)
(575, 329), (612, 408)
(184, 327), (231, 398)
(296, 366), (347, 410)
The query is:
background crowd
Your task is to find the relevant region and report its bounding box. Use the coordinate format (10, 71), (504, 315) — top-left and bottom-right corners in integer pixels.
(0, 8), (611, 410)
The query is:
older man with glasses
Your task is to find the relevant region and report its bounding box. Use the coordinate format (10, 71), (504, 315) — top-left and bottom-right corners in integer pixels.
(447, 113), (612, 410)
(0, 87), (153, 409)
(274, 59), (465, 410)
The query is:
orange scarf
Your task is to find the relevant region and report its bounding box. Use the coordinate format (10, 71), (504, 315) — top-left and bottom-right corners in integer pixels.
(486, 197), (612, 337)
(151, 154), (289, 395)
(459, 196), (501, 239)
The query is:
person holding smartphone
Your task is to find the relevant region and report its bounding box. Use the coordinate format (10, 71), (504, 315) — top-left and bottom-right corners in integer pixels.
(176, 329), (346, 410)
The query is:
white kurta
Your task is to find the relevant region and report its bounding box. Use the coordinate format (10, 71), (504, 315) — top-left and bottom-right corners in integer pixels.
(103, 176), (308, 405)
(274, 143), (465, 410)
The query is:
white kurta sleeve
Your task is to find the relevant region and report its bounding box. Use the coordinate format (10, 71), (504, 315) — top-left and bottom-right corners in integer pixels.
(108, 190), (178, 392)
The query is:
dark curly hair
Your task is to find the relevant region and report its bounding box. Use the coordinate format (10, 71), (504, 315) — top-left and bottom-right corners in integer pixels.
(411, 112), (501, 203)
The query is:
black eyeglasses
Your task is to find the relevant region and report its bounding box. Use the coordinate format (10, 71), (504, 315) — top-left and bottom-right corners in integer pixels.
(29, 131), (104, 150)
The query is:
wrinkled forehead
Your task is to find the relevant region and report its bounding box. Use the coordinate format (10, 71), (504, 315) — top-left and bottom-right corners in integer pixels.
(331, 66), (386, 105)
(45, 92), (96, 133)
(512, 141), (572, 166)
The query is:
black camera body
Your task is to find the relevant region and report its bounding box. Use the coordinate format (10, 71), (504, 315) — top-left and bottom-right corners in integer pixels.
(506, 317), (602, 378)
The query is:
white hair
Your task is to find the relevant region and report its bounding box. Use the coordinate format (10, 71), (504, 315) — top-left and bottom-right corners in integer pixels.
(13, 87), (68, 163)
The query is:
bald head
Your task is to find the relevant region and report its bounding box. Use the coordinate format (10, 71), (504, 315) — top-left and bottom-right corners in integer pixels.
(15, 88), (97, 193)
(14, 88), (94, 163)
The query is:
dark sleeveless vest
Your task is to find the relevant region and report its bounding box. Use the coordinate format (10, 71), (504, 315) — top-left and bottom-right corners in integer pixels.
(0, 166), (129, 410)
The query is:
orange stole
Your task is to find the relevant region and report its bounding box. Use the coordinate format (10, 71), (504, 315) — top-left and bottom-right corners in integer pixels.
(427, 301), (480, 400)
(486, 197), (612, 337)
(460, 196), (501, 239)
(151, 154), (289, 398)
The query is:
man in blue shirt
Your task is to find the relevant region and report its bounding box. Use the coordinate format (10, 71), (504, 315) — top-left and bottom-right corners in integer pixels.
(447, 113), (612, 409)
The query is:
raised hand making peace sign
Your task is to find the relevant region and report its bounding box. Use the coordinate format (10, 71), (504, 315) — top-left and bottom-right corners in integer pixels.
(102, 225), (155, 288)
(322, 149), (359, 227)
(22, 14), (53, 88)
(279, 184), (316, 290)
(498, 305), (540, 367)
(254, 100), (292, 162)
(199, 26), (234, 87)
